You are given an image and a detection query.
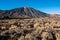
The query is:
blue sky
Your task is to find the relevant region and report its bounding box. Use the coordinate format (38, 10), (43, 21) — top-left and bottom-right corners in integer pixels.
(0, 0), (60, 14)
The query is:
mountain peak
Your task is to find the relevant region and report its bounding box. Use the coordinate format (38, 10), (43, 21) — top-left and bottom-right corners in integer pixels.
(0, 7), (48, 19)
(24, 6), (29, 8)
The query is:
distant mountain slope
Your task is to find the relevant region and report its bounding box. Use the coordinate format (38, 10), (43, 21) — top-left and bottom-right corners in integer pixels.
(0, 7), (48, 19)
(49, 14), (60, 18)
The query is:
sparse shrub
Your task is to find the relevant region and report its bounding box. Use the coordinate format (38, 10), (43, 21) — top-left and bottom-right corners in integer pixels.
(0, 17), (60, 40)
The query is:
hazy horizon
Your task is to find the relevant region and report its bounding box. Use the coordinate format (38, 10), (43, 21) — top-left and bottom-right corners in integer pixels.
(0, 0), (60, 14)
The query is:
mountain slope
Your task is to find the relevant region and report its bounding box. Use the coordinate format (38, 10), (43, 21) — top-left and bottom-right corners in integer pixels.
(0, 7), (48, 19)
(49, 14), (60, 18)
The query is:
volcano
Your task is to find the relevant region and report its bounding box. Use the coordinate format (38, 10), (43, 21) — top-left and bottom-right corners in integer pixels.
(0, 7), (48, 19)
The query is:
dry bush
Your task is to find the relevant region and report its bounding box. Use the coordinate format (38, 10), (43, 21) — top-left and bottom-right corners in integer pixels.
(0, 17), (60, 40)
